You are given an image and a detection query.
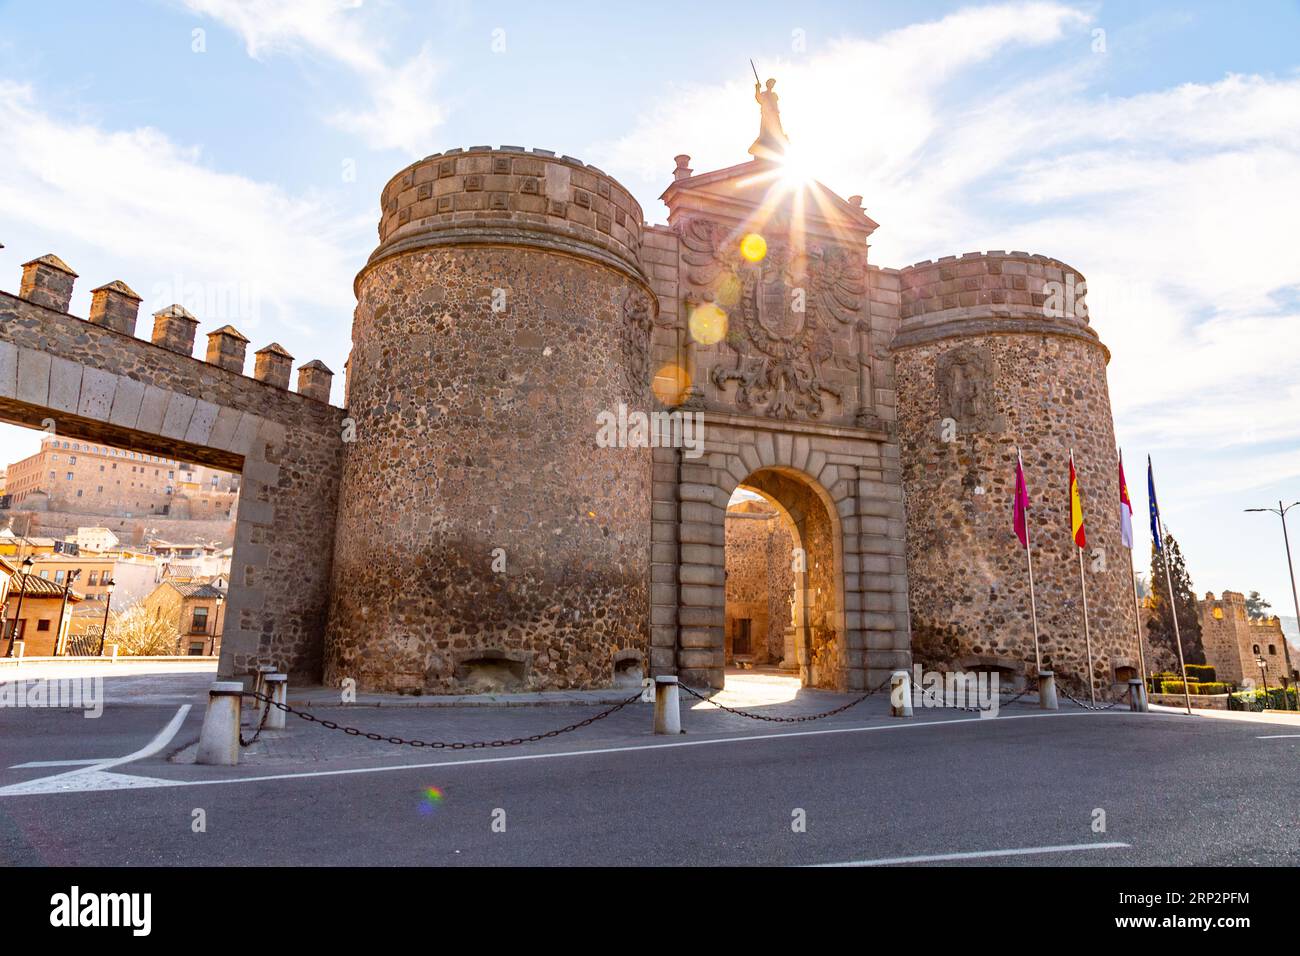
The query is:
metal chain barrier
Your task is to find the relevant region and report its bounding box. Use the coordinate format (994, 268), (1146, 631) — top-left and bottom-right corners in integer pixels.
(677, 674), (894, 723)
(238, 693), (273, 748)
(238, 689), (644, 750)
(1055, 683), (1128, 711)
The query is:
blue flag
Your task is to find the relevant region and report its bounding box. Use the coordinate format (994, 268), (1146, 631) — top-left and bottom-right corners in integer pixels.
(1147, 455), (1162, 553)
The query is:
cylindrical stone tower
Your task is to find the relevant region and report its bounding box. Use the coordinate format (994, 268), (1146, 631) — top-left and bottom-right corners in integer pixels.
(325, 146), (656, 693)
(892, 251), (1138, 698)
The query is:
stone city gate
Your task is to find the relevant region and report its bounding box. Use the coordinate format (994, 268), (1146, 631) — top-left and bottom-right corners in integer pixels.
(0, 256), (345, 680)
(0, 132), (1129, 698)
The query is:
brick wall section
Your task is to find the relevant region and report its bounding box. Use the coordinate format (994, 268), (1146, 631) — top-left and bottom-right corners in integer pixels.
(0, 287), (346, 681)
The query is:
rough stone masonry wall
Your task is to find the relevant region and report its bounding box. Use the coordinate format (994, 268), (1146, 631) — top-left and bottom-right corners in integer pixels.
(0, 286), (345, 682)
(326, 148), (654, 693)
(724, 509), (794, 663)
(893, 252), (1138, 697)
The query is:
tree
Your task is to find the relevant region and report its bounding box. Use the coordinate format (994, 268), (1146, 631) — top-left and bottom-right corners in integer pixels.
(1245, 590), (1272, 619)
(105, 605), (177, 656)
(1147, 529), (1206, 666)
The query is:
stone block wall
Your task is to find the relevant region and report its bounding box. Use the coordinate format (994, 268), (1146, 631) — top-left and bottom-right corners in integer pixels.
(326, 148), (655, 693)
(0, 266), (345, 682)
(893, 251), (1138, 698)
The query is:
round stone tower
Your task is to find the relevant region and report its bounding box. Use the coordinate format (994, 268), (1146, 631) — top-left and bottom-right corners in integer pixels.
(325, 146), (656, 693)
(892, 251), (1139, 697)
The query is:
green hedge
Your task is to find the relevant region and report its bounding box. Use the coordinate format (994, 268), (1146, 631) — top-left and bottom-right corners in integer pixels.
(1158, 680), (1230, 696)
(1185, 664), (1217, 682)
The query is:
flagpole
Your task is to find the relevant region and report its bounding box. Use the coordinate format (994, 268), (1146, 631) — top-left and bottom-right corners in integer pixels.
(1071, 449), (1097, 704)
(1150, 455), (1192, 716)
(1128, 556), (1149, 695)
(1119, 449), (1149, 695)
(1077, 544), (1096, 705)
(1018, 447), (1043, 674)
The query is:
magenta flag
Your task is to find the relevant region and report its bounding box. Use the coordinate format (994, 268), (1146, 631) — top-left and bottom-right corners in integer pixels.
(1013, 449), (1030, 548)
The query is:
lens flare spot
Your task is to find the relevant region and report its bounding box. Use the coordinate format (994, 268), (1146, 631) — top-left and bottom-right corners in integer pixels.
(652, 364), (691, 407)
(689, 303), (728, 346)
(418, 786), (444, 815)
(740, 233), (768, 263)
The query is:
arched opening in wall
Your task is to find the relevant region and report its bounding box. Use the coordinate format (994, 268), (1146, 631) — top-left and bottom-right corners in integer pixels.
(723, 467), (845, 692)
(0, 416), (239, 664)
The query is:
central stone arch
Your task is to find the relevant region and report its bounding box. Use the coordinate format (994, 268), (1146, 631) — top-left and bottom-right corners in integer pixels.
(664, 419), (910, 692)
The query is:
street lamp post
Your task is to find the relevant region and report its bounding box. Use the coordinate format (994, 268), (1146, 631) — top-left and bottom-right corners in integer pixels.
(53, 569), (80, 657)
(1245, 500), (1300, 710)
(5, 556), (35, 657)
(1256, 657), (1270, 705)
(208, 592), (224, 657)
(97, 577), (116, 656)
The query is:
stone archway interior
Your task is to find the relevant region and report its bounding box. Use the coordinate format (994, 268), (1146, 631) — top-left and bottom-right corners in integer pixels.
(725, 468), (843, 690)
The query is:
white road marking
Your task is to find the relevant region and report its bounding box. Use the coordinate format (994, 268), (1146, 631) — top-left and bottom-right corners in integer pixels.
(0, 704), (190, 796)
(0, 707), (1131, 796)
(8, 758), (102, 768)
(813, 841), (1131, 867)
(1256, 734), (1300, 739)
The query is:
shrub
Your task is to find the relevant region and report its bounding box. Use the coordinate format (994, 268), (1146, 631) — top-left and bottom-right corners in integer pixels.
(1185, 664), (1217, 682)
(105, 605), (178, 656)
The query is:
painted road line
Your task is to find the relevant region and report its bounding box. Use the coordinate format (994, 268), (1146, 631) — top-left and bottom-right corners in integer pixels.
(9, 758), (103, 768)
(0, 704), (190, 795)
(0, 707), (1132, 797)
(813, 842), (1131, 867)
(1256, 734), (1300, 739)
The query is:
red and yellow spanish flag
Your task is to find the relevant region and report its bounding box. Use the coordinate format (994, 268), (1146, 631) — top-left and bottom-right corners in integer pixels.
(1068, 450), (1087, 548)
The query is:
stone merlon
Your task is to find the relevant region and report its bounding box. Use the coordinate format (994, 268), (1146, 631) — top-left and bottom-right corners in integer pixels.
(296, 359), (333, 402)
(89, 280), (143, 336)
(206, 324), (250, 374)
(152, 304), (199, 356)
(254, 342), (294, 390)
(20, 254), (77, 313)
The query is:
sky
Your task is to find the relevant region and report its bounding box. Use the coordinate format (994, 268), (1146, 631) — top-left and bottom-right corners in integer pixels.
(1, 0), (1299, 628)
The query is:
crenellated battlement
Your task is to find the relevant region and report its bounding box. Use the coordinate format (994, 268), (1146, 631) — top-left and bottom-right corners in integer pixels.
(365, 146), (647, 289)
(893, 249), (1100, 356)
(9, 254), (335, 403)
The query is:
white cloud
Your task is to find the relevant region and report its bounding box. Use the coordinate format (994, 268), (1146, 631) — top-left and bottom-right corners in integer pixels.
(0, 80), (363, 334)
(184, 0), (445, 154)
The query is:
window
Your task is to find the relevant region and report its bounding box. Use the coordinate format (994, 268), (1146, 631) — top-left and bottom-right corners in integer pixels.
(66, 472), (73, 481)
(1269, 644), (1277, 655)
(38, 570), (48, 579)
(54, 571), (65, 584)
(69, 456), (76, 464)
(76, 489), (82, 498)
(1253, 644), (1261, 654)
(88, 571), (98, 586)
(191, 607), (210, 633)
(36, 619), (51, 631)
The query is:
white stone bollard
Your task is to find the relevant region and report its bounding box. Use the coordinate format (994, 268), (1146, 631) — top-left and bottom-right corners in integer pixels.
(252, 664), (277, 703)
(653, 675), (681, 735)
(1128, 678), (1149, 713)
(890, 670), (913, 718)
(196, 681), (244, 766)
(1038, 671), (1059, 710)
(11, 640), (23, 659)
(264, 673), (288, 730)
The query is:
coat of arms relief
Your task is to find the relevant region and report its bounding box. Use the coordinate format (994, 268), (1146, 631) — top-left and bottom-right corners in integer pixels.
(677, 216), (868, 420)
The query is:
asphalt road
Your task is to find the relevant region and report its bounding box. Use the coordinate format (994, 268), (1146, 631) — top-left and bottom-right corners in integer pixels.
(0, 673), (1296, 866)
